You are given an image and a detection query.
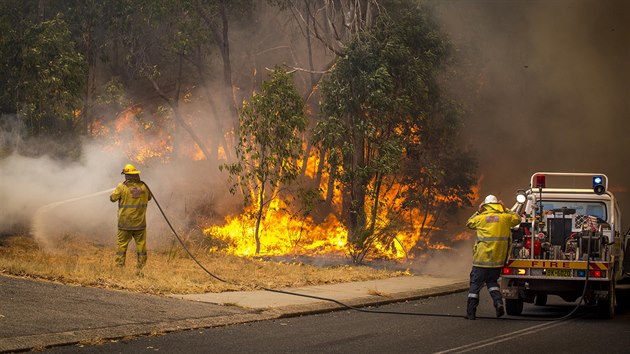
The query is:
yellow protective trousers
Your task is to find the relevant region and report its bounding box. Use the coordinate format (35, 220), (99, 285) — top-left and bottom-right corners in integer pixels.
(115, 229), (147, 269)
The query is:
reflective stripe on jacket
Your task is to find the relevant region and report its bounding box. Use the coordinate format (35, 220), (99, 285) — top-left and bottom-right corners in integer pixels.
(110, 181), (151, 230)
(466, 203), (520, 268)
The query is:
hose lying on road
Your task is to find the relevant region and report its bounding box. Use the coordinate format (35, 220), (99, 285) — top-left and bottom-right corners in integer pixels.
(145, 182), (585, 321)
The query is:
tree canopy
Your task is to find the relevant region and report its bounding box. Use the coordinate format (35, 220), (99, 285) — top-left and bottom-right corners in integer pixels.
(221, 68), (307, 254)
(316, 5), (476, 261)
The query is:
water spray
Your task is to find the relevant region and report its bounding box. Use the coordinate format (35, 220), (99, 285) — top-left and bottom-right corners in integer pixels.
(31, 188), (115, 248)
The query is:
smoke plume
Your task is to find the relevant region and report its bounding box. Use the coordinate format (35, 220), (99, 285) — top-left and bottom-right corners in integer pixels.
(0, 131), (236, 250)
(0, 141), (120, 244)
(433, 0), (630, 217)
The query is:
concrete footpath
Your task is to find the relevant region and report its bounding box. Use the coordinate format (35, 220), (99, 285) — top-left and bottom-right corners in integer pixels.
(0, 274), (468, 353)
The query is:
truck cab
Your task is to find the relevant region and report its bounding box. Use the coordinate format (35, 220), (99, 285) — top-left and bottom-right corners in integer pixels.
(500, 172), (627, 318)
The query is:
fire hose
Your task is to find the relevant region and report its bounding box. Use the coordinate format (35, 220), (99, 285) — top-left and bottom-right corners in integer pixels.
(144, 181), (589, 321)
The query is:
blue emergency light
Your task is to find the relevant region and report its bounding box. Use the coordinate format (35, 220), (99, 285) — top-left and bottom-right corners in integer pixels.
(593, 175), (605, 195)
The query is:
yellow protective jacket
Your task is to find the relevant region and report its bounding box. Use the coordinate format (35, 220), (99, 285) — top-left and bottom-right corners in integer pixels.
(466, 203), (520, 268)
(110, 180), (151, 230)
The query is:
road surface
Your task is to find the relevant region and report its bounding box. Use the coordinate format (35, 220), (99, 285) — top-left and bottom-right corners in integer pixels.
(46, 291), (630, 353)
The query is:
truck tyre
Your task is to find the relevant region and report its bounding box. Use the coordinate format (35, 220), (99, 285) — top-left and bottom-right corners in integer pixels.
(506, 298), (523, 315)
(534, 294), (548, 306)
(597, 280), (616, 319)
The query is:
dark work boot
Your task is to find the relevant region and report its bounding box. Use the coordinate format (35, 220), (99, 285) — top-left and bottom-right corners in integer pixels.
(465, 297), (478, 320)
(490, 291), (505, 318)
(495, 302), (505, 318)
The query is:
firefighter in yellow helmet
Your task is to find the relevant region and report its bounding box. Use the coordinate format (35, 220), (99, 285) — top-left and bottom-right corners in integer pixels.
(110, 164), (151, 273)
(464, 195), (520, 320)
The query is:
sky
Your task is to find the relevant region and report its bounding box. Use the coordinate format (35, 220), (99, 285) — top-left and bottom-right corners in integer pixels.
(434, 0), (630, 221)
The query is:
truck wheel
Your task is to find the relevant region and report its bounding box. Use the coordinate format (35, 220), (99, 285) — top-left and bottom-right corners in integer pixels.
(535, 294), (548, 306)
(506, 298), (523, 315)
(597, 280), (616, 319)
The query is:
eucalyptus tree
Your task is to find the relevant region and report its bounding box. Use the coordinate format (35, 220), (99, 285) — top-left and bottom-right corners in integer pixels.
(14, 13), (85, 137)
(316, 4), (476, 262)
(110, 0), (213, 162)
(398, 100), (477, 248)
(58, 0), (125, 135)
(0, 1), (85, 139)
(272, 1), (384, 181)
(0, 1), (31, 117)
(100, 0), (249, 164)
(192, 0), (254, 138)
(221, 68), (307, 254)
(275, 0), (383, 56)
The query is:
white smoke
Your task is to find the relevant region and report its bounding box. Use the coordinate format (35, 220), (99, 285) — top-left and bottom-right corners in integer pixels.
(0, 142), (127, 246)
(0, 138), (239, 251)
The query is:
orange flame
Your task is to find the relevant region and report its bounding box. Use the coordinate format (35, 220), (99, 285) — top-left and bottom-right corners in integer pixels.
(205, 200), (348, 256)
(91, 107), (173, 164)
(205, 174), (456, 259)
(90, 106), (222, 164)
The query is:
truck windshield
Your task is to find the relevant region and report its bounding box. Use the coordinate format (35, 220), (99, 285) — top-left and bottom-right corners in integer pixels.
(540, 201), (607, 221)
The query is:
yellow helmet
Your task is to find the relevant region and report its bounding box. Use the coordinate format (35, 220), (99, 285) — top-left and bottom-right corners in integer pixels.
(121, 163), (140, 175)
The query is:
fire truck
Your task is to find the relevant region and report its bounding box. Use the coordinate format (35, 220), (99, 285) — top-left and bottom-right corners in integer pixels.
(500, 172), (629, 318)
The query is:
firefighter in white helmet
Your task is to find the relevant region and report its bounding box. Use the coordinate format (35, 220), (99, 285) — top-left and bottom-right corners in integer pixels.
(464, 194), (520, 320)
(110, 164), (151, 274)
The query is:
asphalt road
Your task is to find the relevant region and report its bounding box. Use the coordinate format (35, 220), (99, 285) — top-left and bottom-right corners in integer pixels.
(46, 291), (630, 354)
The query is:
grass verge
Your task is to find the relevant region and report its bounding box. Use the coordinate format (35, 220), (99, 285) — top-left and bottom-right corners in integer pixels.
(0, 235), (408, 295)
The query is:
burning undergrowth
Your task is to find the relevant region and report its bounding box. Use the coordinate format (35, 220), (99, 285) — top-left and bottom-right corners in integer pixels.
(86, 103), (467, 262)
(204, 204), (348, 257)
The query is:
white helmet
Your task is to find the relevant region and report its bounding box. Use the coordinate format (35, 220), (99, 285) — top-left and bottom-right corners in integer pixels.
(483, 194), (499, 205)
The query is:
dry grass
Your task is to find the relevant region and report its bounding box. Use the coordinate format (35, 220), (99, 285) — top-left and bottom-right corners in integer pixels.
(367, 288), (391, 297)
(0, 235), (408, 295)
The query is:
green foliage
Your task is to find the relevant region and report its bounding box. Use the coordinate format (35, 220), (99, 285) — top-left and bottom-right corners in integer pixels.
(114, 0), (253, 83)
(17, 14), (85, 136)
(401, 98), (478, 214)
(94, 78), (129, 110)
(223, 67), (306, 196)
(117, 1), (197, 77)
(0, 1), (31, 114)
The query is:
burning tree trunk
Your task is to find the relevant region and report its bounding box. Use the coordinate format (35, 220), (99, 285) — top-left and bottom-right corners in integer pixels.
(347, 129), (368, 246)
(254, 161), (267, 254)
(222, 68), (307, 254)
